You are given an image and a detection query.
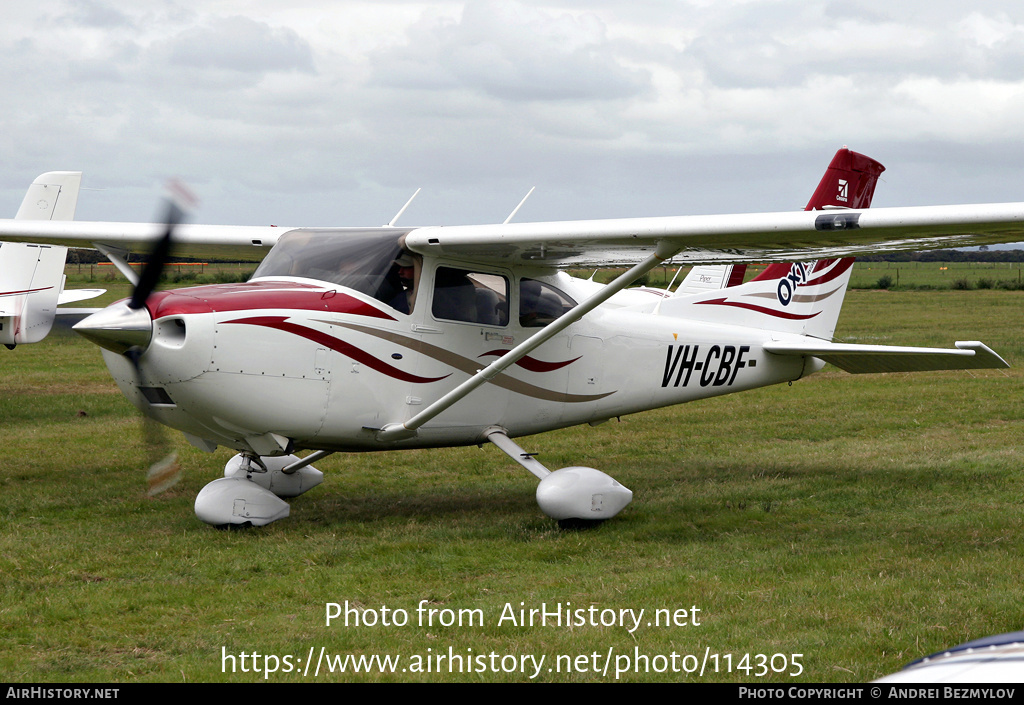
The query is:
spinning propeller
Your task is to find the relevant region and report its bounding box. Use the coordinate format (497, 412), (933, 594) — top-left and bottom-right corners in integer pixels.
(74, 180), (197, 495)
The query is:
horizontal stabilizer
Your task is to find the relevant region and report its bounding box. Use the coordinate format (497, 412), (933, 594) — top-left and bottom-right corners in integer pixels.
(58, 288), (106, 305)
(55, 308), (103, 316)
(764, 340), (1009, 374)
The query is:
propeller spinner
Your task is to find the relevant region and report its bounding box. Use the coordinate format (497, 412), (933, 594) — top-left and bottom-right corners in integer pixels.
(73, 197), (185, 353)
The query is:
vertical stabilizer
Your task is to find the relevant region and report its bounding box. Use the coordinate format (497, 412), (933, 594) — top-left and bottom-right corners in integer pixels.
(804, 147), (884, 211)
(662, 149), (883, 340)
(673, 263), (747, 297)
(673, 148), (883, 300)
(16, 171), (82, 221)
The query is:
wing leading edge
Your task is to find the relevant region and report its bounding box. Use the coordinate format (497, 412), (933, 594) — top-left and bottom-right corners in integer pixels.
(0, 219), (295, 263)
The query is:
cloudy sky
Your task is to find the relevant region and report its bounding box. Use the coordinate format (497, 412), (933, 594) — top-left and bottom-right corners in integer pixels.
(4, 1), (1024, 228)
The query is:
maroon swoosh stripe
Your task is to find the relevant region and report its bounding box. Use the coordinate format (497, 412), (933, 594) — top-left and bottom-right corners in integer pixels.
(807, 257), (854, 285)
(148, 281), (395, 321)
(223, 316), (450, 384)
(750, 263), (793, 282)
(330, 321), (616, 403)
(478, 349), (581, 372)
(0, 286), (53, 297)
(694, 298), (821, 320)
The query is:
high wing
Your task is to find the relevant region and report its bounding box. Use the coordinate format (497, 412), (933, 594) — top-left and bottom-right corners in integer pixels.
(0, 171), (287, 262)
(3, 173), (1024, 265)
(0, 218), (293, 263)
(401, 203), (1024, 267)
(7, 203), (1024, 266)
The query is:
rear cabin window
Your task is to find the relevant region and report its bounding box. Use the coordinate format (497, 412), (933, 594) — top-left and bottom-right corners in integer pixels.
(519, 278), (576, 327)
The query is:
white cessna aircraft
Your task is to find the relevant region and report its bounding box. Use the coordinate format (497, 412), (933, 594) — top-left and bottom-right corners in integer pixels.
(1, 149), (1022, 527)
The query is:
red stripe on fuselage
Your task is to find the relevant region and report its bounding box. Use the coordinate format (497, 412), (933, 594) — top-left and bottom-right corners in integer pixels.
(223, 315), (449, 384)
(750, 263), (793, 282)
(146, 280), (396, 321)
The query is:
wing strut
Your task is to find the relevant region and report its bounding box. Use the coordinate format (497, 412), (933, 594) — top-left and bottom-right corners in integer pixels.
(376, 242), (681, 442)
(280, 450), (335, 475)
(93, 243), (140, 286)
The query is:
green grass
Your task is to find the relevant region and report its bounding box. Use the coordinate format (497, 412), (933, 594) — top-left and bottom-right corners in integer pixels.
(848, 262), (1024, 290)
(1, 281), (1022, 682)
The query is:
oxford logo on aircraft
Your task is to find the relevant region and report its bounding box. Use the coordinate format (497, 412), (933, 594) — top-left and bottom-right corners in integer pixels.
(776, 262), (811, 306)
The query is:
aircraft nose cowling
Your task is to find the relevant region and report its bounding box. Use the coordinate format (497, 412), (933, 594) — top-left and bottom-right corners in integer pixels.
(73, 301), (153, 354)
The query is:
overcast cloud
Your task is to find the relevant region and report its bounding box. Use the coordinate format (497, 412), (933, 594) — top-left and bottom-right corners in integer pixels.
(4, 1), (1024, 227)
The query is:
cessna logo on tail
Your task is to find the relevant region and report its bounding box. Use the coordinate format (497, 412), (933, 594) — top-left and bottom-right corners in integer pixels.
(837, 178), (848, 202)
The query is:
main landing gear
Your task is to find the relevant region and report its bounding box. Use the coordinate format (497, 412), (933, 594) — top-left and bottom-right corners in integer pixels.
(485, 427), (633, 525)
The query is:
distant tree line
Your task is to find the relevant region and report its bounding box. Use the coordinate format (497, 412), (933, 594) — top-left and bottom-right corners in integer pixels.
(68, 248), (226, 264)
(857, 249), (1024, 263)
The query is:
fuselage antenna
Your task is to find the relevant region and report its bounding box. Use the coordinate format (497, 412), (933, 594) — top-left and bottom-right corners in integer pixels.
(387, 188), (421, 227)
(653, 263), (684, 315)
(503, 187), (536, 225)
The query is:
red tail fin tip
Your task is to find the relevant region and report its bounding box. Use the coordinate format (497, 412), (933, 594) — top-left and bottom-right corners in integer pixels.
(804, 148), (885, 211)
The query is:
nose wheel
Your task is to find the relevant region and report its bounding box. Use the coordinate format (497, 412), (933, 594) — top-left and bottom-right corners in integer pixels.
(193, 453), (325, 527)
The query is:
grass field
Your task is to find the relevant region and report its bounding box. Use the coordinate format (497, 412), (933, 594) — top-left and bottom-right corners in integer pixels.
(848, 261), (1024, 290)
(1, 272), (1022, 682)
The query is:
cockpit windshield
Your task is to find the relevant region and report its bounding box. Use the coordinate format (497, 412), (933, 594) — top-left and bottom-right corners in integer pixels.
(252, 229), (409, 303)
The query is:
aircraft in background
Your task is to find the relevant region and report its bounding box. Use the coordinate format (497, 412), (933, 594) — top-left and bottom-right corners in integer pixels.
(876, 631), (1024, 683)
(1, 148), (1021, 527)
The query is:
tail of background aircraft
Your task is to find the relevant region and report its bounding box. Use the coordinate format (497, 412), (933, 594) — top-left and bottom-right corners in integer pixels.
(664, 148), (885, 341)
(0, 172), (82, 347)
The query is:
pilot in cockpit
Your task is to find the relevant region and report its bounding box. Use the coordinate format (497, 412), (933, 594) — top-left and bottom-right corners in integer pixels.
(388, 252), (418, 314)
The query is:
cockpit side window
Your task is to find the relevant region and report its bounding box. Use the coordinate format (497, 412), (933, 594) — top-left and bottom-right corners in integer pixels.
(519, 278), (576, 327)
(432, 266), (509, 326)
